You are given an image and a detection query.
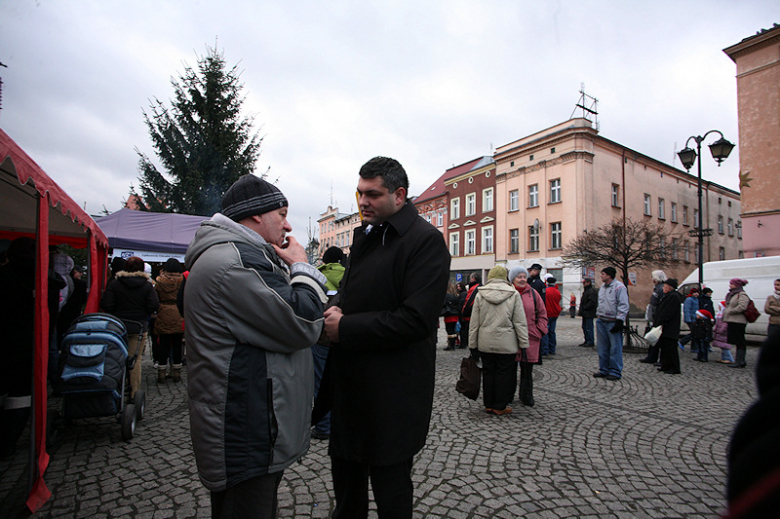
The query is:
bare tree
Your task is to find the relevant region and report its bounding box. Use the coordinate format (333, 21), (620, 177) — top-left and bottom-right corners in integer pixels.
(561, 217), (683, 344)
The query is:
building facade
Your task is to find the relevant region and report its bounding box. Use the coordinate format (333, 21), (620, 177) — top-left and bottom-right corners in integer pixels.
(724, 24), (780, 257)
(445, 157), (496, 283)
(493, 119), (743, 311)
(318, 206), (361, 260)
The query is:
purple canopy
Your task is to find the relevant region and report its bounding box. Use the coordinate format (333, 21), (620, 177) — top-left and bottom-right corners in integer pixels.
(95, 208), (209, 255)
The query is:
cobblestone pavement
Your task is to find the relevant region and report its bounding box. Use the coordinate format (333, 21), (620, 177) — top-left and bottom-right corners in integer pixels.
(1, 317), (760, 518)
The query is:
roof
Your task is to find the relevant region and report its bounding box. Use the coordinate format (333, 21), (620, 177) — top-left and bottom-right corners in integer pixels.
(414, 156), (492, 204)
(95, 208), (209, 254)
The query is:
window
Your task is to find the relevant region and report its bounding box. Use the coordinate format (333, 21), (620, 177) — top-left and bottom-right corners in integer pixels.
(424, 214), (432, 224)
(728, 218), (734, 236)
(449, 232), (459, 256)
(436, 212), (443, 227)
(550, 222), (562, 249)
(695, 242), (702, 264)
(528, 225), (539, 251)
(658, 198), (665, 220)
(510, 229), (519, 253)
(684, 242), (690, 263)
(451, 198), (460, 220)
(672, 238), (679, 260)
(683, 205), (689, 226)
(644, 194), (651, 216)
(718, 215), (724, 234)
(737, 221), (742, 239)
(659, 238), (666, 257)
(466, 193), (476, 216)
(719, 247), (726, 261)
(694, 209), (700, 229)
(611, 184), (620, 207)
(482, 188), (494, 213)
(671, 202), (678, 223)
(509, 190), (519, 211)
(529, 185), (538, 208)
(482, 227), (494, 253)
(550, 179), (561, 204)
(465, 230), (476, 255)
(739, 250), (744, 259)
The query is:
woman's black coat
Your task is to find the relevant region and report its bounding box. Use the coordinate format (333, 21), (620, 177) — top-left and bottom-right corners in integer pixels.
(654, 290), (684, 339)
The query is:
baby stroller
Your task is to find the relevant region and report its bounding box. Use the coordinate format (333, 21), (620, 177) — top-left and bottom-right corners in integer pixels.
(56, 313), (146, 441)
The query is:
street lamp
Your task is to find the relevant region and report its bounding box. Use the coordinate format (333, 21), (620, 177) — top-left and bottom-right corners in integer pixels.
(677, 130), (735, 288)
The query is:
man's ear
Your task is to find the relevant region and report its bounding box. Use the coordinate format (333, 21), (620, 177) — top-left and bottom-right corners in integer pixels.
(394, 187), (407, 206)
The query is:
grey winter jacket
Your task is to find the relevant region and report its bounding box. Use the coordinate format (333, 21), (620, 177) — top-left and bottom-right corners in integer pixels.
(468, 279), (529, 354)
(596, 278), (630, 321)
(184, 214), (326, 492)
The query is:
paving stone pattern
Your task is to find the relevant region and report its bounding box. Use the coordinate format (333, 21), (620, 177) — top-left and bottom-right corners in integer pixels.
(0, 317), (759, 518)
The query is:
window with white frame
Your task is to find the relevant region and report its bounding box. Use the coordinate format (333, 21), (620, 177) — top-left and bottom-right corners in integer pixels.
(451, 198), (460, 220)
(466, 193), (476, 216)
(482, 226), (494, 253)
(510, 229), (519, 253)
(550, 222), (562, 249)
(718, 215), (724, 234)
(482, 188), (494, 213)
(644, 194), (651, 216)
(684, 242), (690, 263)
(728, 218), (734, 236)
(658, 198), (665, 220)
(671, 202), (678, 223)
(737, 221), (742, 239)
(449, 232), (459, 256)
(528, 225), (539, 251)
(683, 205), (689, 225)
(437, 212), (443, 227)
(659, 238), (666, 257)
(694, 209), (700, 229)
(550, 179), (561, 204)
(611, 184), (620, 207)
(672, 238), (679, 260)
(509, 190), (519, 211)
(529, 185), (538, 208)
(719, 246), (725, 261)
(465, 229), (476, 255)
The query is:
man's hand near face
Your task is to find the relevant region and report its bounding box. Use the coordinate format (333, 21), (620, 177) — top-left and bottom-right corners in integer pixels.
(272, 236), (308, 266)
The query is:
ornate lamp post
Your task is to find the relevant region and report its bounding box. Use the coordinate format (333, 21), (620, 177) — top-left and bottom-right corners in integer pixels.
(677, 131), (735, 287)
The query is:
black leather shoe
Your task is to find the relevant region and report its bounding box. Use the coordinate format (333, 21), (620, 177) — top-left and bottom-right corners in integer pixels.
(639, 358), (654, 364)
(593, 372), (607, 378)
(605, 375), (621, 381)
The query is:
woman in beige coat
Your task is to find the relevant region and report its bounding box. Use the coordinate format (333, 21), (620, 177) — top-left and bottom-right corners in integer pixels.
(765, 279), (780, 336)
(468, 266), (529, 415)
(723, 278), (750, 369)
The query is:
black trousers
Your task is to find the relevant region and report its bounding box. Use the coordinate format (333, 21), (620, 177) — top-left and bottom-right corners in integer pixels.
(332, 456), (413, 519)
(480, 352), (516, 410)
(460, 320), (470, 349)
(659, 337), (681, 373)
(211, 471), (283, 519)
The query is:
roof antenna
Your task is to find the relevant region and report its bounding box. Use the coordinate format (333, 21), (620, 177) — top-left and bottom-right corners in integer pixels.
(571, 82), (599, 131)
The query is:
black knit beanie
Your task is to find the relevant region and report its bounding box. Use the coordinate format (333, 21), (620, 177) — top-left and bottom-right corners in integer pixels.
(221, 174), (288, 222)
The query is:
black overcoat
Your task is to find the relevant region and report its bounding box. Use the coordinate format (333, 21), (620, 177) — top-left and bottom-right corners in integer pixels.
(654, 290), (684, 339)
(328, 201), (450, 465)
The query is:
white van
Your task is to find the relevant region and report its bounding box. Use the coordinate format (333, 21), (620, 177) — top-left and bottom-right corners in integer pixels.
(679, 256), (779, 336)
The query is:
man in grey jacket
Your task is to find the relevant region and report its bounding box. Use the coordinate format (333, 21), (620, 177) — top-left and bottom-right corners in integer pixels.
(593, 267), (630, 381)
(184, 174), (327, 518)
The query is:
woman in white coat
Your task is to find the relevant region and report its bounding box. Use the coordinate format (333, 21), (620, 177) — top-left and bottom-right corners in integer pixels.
(469, 266), (529, 415)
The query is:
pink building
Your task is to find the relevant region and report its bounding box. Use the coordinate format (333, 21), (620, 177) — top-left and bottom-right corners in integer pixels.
(724, 24), (780, 257)
(493, 118), (742, 311)
(317, 205), (361, 261)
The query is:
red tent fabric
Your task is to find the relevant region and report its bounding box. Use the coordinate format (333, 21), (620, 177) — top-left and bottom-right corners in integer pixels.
(0, 128), (109, 512)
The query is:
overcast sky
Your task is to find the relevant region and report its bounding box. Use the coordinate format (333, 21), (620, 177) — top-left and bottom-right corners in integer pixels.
(2, 1), (778, 241)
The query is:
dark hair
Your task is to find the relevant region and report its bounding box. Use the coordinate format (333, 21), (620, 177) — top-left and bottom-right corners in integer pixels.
(124, 256), (145, 273)
(322, 246), (345, 265)
(359, 157), (409, 194)
(163, 258), (183, 273)
(547, 277), (557, 285)
(110, 257), (127, 276)
(8, 237), (36, 264)
(470, 272), (482, 284)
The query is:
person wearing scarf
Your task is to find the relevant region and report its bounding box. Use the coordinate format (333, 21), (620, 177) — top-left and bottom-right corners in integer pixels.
(723, 278), (750, 369)
(764, 279), (780, 337)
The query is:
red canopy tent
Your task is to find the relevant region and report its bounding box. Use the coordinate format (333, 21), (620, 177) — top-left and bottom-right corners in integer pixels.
(0, 128), (109, 512)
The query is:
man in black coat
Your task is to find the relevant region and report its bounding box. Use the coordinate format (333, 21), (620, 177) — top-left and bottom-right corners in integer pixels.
(323, 157), (450, 519)
(654, 278), (685, 374)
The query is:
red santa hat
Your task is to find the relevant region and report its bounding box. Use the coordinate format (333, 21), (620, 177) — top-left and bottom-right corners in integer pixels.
(696, 309), (714, 320)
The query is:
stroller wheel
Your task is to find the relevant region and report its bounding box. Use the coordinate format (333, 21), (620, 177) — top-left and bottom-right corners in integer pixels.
(133, 390), (146, 421)
(121, 404), (137, 441)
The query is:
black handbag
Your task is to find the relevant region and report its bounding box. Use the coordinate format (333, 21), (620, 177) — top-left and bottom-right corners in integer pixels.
(455, 356), (481, 400)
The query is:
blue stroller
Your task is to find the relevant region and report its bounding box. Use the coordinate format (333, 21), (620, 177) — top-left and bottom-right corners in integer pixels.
(56, 313), (146, 441)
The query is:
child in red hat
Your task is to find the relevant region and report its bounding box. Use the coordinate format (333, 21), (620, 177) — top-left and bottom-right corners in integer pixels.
(693, 309), (714, 362)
